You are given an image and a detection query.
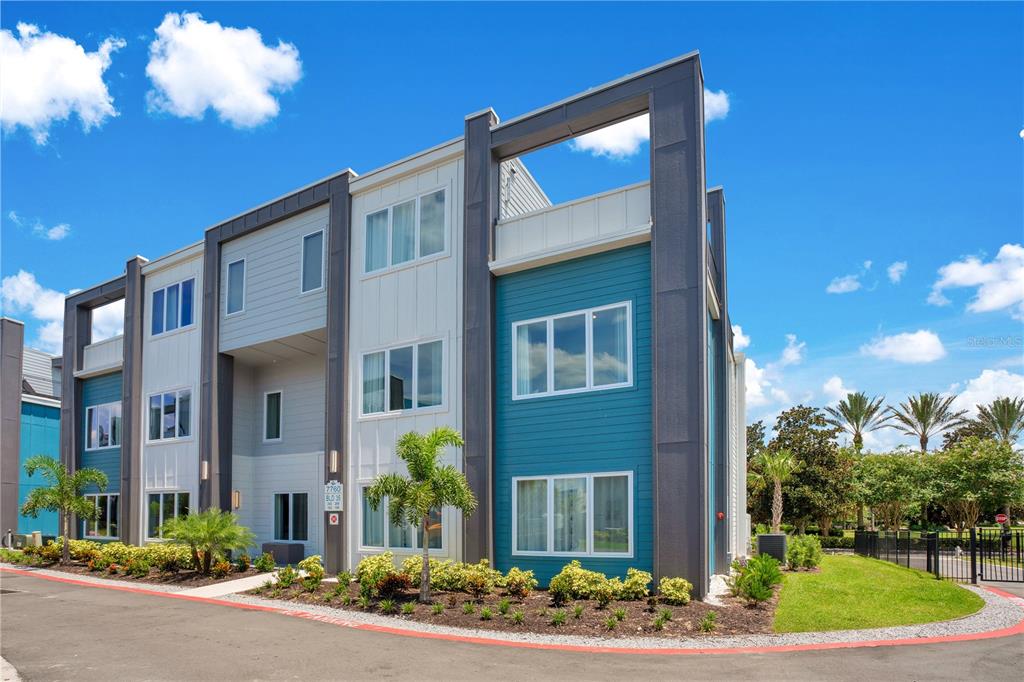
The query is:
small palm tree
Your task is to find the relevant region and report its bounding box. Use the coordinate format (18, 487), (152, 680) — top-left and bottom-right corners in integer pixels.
(973, 397), (1024, 444)
(19, 455), (108, 565)
(366, 427), (477, 603)
(825, 392), (890, 451)
(750, 449), (799, 533)
(161, 508), (255, 574)
(886, 392), (967, 452)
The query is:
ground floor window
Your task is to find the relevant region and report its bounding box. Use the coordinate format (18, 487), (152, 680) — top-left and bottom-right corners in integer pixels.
(512, 472), (632, 556)
(360, 486), (442, 551)
(84, 493), (119, 539)
(147, 491), (190, 539)
(274, 492), (308, 541)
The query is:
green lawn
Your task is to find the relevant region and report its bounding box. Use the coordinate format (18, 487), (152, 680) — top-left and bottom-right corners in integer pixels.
(773, 555), (983, 633)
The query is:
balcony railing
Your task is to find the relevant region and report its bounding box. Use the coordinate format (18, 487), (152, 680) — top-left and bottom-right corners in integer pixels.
(79, 334), (123, 376)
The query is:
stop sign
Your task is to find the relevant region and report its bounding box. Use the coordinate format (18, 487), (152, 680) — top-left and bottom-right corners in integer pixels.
(996, 513), (1009, 524)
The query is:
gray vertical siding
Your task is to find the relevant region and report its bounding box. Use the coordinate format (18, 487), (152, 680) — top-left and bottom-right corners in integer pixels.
(232, 355), (325, 458)
(1, 319), (24, 536)
(498, 157), (551, 219)
(21, 348), (56, 397)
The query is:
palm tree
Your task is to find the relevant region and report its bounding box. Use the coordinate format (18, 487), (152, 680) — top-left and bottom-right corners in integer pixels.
(973, 397), (1024, 444)
(19, 455), (108, 565)
(886, 392), (967, 452)
(366, 427), (477, 603)
(825, 392), (890, 451)
(162, 508), (255, 574)
(750, 449), (799, 533)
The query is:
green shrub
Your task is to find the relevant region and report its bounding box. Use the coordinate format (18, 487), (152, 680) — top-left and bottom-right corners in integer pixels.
(497, 598), (511, 615)
(548, 560), (614, 604)
(276, 565), (297, 588)
(401, 602), (416, 615)
(462, 602), (475, 615)
(302, 575), (322, 592)
(658, 577), (693, 605)
(357, 594), (372, 609)
(124, 559), (150, 578)
(612, 607), (626, 621)
(336, 570), (352, 586)
(699, 611), (717, 632)
(463, 560), (500, 599)
(658, 608), (673, 621)
(730, 555), (782, 605)
(431, 603), (445, 615)
(107, 563), (120, 575)
(356, 552), (397, 596)
(38, 541), (61, 563)
(375, 572), (412, 598)
(297, 555), (325, 580)
(592, 581), (615, 608)
(652, 615), (666, 631)
(786, 535), (823, 569)
(550, 610), (566, 626)
(604, 615), (617, 631)
(819, 536), (854, 549)
(98, 542), (143, 567)
(211, 560), (232, 578)
(146, 544), (190, 573)
(573, 604), (584, 619)
(253, 552), (276, 572)
(503, 567), (538, 599)
(235, 553), (251, 572)
(480, 606), (494, 621)
(510, 610), (524, 624)
(378, 599), (397, 614)
(618, 568), (653, 600)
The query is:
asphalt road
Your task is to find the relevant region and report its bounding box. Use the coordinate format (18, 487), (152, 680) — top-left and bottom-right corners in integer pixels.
(2, 571), (1022, 681)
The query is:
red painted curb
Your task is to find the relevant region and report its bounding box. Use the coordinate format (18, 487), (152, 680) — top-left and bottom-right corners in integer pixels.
(3, 566), (1023, 656)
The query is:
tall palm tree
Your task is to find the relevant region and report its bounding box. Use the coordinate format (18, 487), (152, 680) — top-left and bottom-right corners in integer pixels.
(366, 427), (477, 603)
(20, 455), (108, 565)
(825, 391), (890, 451)
(886, 392), (967, 452)
(973, 396), (1024, 444)
(749, 449), (799, 533)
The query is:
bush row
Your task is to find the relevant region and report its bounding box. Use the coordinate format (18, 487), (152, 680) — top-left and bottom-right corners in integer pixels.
(21, 539), (275, 575)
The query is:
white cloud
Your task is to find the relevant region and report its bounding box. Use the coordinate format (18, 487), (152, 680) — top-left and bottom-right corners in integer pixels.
(826, 274), (861, 294)
(822, 375), (854, 404)
(949, 369), (1024, 418)
(570, 88), (730, 159)
(90, 299), (124, 341)
(8, 211), (72, 241)
(732, 324), (750, 351)
(863, 260), (873, 270)
(887, 261), (907, 284)
(776, 334), (805, 367)
(0, 22), (124, 144)
(860, 329), (946, 364)
(745, 357), (768, 406)
(744, 333), (805, 407)
(928, 244), (1024, 319)
(145, 12), (302, 128)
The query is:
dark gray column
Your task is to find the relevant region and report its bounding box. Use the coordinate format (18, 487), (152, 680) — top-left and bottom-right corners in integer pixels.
(1, 318), (25, 536)
(120, 257), (146, 543)
(60, 303), (90, 475)
(199, 232), (225, 510)
(707, 188), (730, 572)
(462, 109), (499, 564)
(649, 59), (709, 597)
(324, 173), (353, 574)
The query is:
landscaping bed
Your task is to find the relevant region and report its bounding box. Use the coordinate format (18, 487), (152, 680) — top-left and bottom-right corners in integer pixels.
(20, 559), (266, 587)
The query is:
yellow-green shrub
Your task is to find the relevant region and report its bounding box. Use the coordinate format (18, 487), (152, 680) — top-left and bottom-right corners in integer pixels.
(618, 568), (653, 600)
(297, 555), (325, 580)
(502, 567), (538, 598)
(548, 560), (612, 603)
(658, 576), (693, 605)
(463, 559), (501, 598)
(355, 552), (397, 595)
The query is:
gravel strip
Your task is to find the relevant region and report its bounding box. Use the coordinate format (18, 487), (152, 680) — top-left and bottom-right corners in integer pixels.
(222, 586), (1021, 650)
(1, 563), (191, 595)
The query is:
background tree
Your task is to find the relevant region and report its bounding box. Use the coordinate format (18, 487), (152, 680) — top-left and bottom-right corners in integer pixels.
(972, 397), (1024, 445)
(769, 406), (848, 534)
(366, 427), (476, 603)
(942, 420), (991, 450)
(887, 392), (967, 452)
(162, 508), (255, 574)
(824, 392), (890, 450)
(746, 421), (767, 459)
(928, 437), (1024, 533)
(749, 449), (798, 532)
(854, 452), (928, 530)
(19, 455), (108, 565)
(745, 421), (771, 526)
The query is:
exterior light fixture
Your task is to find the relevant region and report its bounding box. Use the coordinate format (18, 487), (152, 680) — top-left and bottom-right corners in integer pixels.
(201, 460), (209, 480)
(232, 490), (241, 510)
(329, 449), (339, 473)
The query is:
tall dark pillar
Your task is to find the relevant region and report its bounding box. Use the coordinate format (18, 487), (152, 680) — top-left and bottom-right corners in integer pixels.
(199, 232), (226, 510)
(1, 319), (25, 536)
(707, 188), (730, 572)
(120, 257), (146, 543)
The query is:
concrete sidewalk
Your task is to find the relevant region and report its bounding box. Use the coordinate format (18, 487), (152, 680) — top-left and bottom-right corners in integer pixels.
(176, 571), (277, 598)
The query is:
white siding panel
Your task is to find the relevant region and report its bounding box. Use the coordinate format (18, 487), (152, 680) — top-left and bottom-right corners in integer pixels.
(22, 347), (57, 396)
(233, 452), (324, 558)
(81, 336), (123, 375)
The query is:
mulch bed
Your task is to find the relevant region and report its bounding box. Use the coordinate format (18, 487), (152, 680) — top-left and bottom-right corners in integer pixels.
(15, 559), (266, 587)
(249, 580), (778, 638)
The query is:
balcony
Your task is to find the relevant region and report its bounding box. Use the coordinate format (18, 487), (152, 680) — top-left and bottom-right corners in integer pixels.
(491, 181), (651, 274)
(76, 334), (123, 377)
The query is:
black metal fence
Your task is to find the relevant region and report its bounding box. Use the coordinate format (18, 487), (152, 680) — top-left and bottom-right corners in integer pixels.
(854, 528), (1024, 584)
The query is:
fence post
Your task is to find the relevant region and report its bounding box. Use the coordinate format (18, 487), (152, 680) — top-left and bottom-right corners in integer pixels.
(969, 527), (978, 585)
(931, 533), (941, 579)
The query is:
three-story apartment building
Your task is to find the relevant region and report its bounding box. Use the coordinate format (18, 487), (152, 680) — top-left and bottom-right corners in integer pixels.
(58, 51), (747, 598)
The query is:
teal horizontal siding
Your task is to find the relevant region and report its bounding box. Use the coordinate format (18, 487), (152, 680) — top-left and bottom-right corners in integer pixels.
(80, 372), (121, 494)
(494, 244), (652, 585)
(18, 401), (61, 535)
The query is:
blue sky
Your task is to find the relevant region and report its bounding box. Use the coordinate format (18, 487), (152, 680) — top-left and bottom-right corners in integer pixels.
(2, 2), (1022, 448)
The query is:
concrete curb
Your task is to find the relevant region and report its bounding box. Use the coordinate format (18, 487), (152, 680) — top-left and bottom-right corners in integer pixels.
(3, 565), (1023, 656)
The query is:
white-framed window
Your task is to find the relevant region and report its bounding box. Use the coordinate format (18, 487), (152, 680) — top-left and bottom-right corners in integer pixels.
(226, 258), (245, 315)
(512, 471), (633, 557)
(273, 492), (309, 541)
(360, 485), (443, 551)
(512, 301), (632, 400)
(85, 401), (121, 450)
(147, 388), (192, 442)
(84, 493), (119, 539)
(147, 491), (189, 539)
(151, 278), (195, 336)
(300, 230), (325, 294)
(263, 390), (282, 442)
(364, 188), (447, 274)
(360, 339), (443, 416)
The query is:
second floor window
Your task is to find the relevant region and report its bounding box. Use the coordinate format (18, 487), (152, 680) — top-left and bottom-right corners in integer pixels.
(301, 230), (325, 293)
(85, 401), (121, 450)
(152, 278), (195, 336)
(364, 188), (446, 273)
(226, 259), (245, 315)
(264, 390), (282, 442)
(148, 389), (191, 441)
(361, 339), (443, 415)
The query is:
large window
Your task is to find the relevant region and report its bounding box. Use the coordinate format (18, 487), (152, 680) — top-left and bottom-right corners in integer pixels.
(85, 401), (121, 450)
(263, 390), (282, 442)
(147, 491), (189, 539)
(360, 486), (442, 550)
(148, 389), (192, 442)
(84, 493), (119, 539)
(226, 259), (245, 315)
(361, 339), (443, 415)
(364, 188), (447, 273)
(151, 278), (195, 336)
(301, 230), (325, 293)
(512, 472), (632, 557)
(274, 493), (308, 541)
(513, 302), (632, 400)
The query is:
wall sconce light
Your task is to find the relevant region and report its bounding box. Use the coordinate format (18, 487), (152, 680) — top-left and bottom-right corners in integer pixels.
(201, 460), (209, 481)
(232, 490), (241, 510)
(329, 449), (339, 474)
